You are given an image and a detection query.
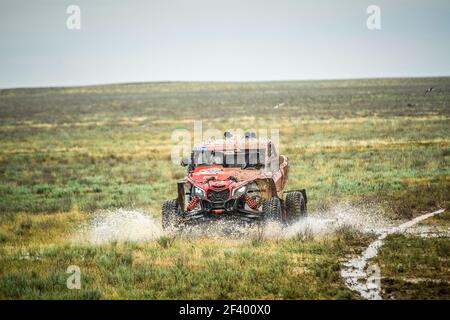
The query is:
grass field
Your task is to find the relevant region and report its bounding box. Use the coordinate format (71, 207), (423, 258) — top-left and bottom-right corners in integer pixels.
(0, 77), (449, 299)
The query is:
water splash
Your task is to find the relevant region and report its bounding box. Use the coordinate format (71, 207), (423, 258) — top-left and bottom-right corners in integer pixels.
(277, 203), (392, 238)
(170, 202), (391, 239)
(76, 209), (163, 244)
(76, 203), (391, 243)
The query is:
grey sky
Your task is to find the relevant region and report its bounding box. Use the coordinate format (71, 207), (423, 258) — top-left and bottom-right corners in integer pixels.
(0, 0), (449, 88)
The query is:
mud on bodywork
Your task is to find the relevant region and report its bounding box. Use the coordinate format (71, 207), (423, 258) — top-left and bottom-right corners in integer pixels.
(176, 176), (278, 224)
(162, 133), (305, 228)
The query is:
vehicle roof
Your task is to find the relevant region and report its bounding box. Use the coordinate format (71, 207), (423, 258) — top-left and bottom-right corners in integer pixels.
(192, 136), (271, 152)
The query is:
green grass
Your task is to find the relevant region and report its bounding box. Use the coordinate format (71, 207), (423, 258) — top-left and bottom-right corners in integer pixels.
(0, 226), (371, 299)
(373, 211), (450, 299)
(0, 77), (449, 299)
(0, 78), (448, 214)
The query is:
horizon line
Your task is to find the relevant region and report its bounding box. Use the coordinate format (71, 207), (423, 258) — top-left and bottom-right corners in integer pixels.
(1, 74), (450, 91)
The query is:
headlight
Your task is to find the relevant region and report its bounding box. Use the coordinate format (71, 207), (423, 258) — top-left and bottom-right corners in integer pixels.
(193, 186), (206, 198)
(232, 185), (247, 197)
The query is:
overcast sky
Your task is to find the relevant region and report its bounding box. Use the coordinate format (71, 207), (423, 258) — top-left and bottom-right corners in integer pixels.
(0, 0), (449, 88)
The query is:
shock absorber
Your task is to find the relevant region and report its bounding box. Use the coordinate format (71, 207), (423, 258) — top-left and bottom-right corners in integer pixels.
(186, 196), (200, 211)
(243, 194), (259, 209)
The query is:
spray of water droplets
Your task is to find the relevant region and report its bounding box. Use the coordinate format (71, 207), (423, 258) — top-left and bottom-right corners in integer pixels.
(75, 203), (393, 244)
(76, 209), (163, 244)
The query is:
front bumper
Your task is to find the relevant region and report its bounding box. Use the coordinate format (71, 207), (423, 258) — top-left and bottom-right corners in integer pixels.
(181, 197), (263, 224)
(181, 208), (263, 224)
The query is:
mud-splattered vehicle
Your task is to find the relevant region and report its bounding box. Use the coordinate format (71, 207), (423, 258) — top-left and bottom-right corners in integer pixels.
(162, 132), (307, 229)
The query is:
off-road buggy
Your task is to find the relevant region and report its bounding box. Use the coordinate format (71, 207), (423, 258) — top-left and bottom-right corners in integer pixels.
(162, 132), (307, 229)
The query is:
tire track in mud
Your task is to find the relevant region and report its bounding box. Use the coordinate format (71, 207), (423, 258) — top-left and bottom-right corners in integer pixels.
(340, 209), (446, 300)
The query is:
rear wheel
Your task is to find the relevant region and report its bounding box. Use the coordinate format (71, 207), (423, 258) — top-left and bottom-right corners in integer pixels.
(262, 197), (283, 223)
(162, 199), (181, 230)
(285, 191), (307, 222)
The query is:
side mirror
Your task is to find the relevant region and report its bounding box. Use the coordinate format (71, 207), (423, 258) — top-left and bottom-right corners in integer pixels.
(180, 157), (190, 167)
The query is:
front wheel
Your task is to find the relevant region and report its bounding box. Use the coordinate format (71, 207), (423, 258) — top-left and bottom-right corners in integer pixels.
(262, 197), (283, 223)
(161, 199), (181, 230)
(285, 191), (307, 223)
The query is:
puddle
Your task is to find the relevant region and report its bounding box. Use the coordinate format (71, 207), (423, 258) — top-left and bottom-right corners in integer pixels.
(340, 209), (445, 300)
(405, 224), (450, 238)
